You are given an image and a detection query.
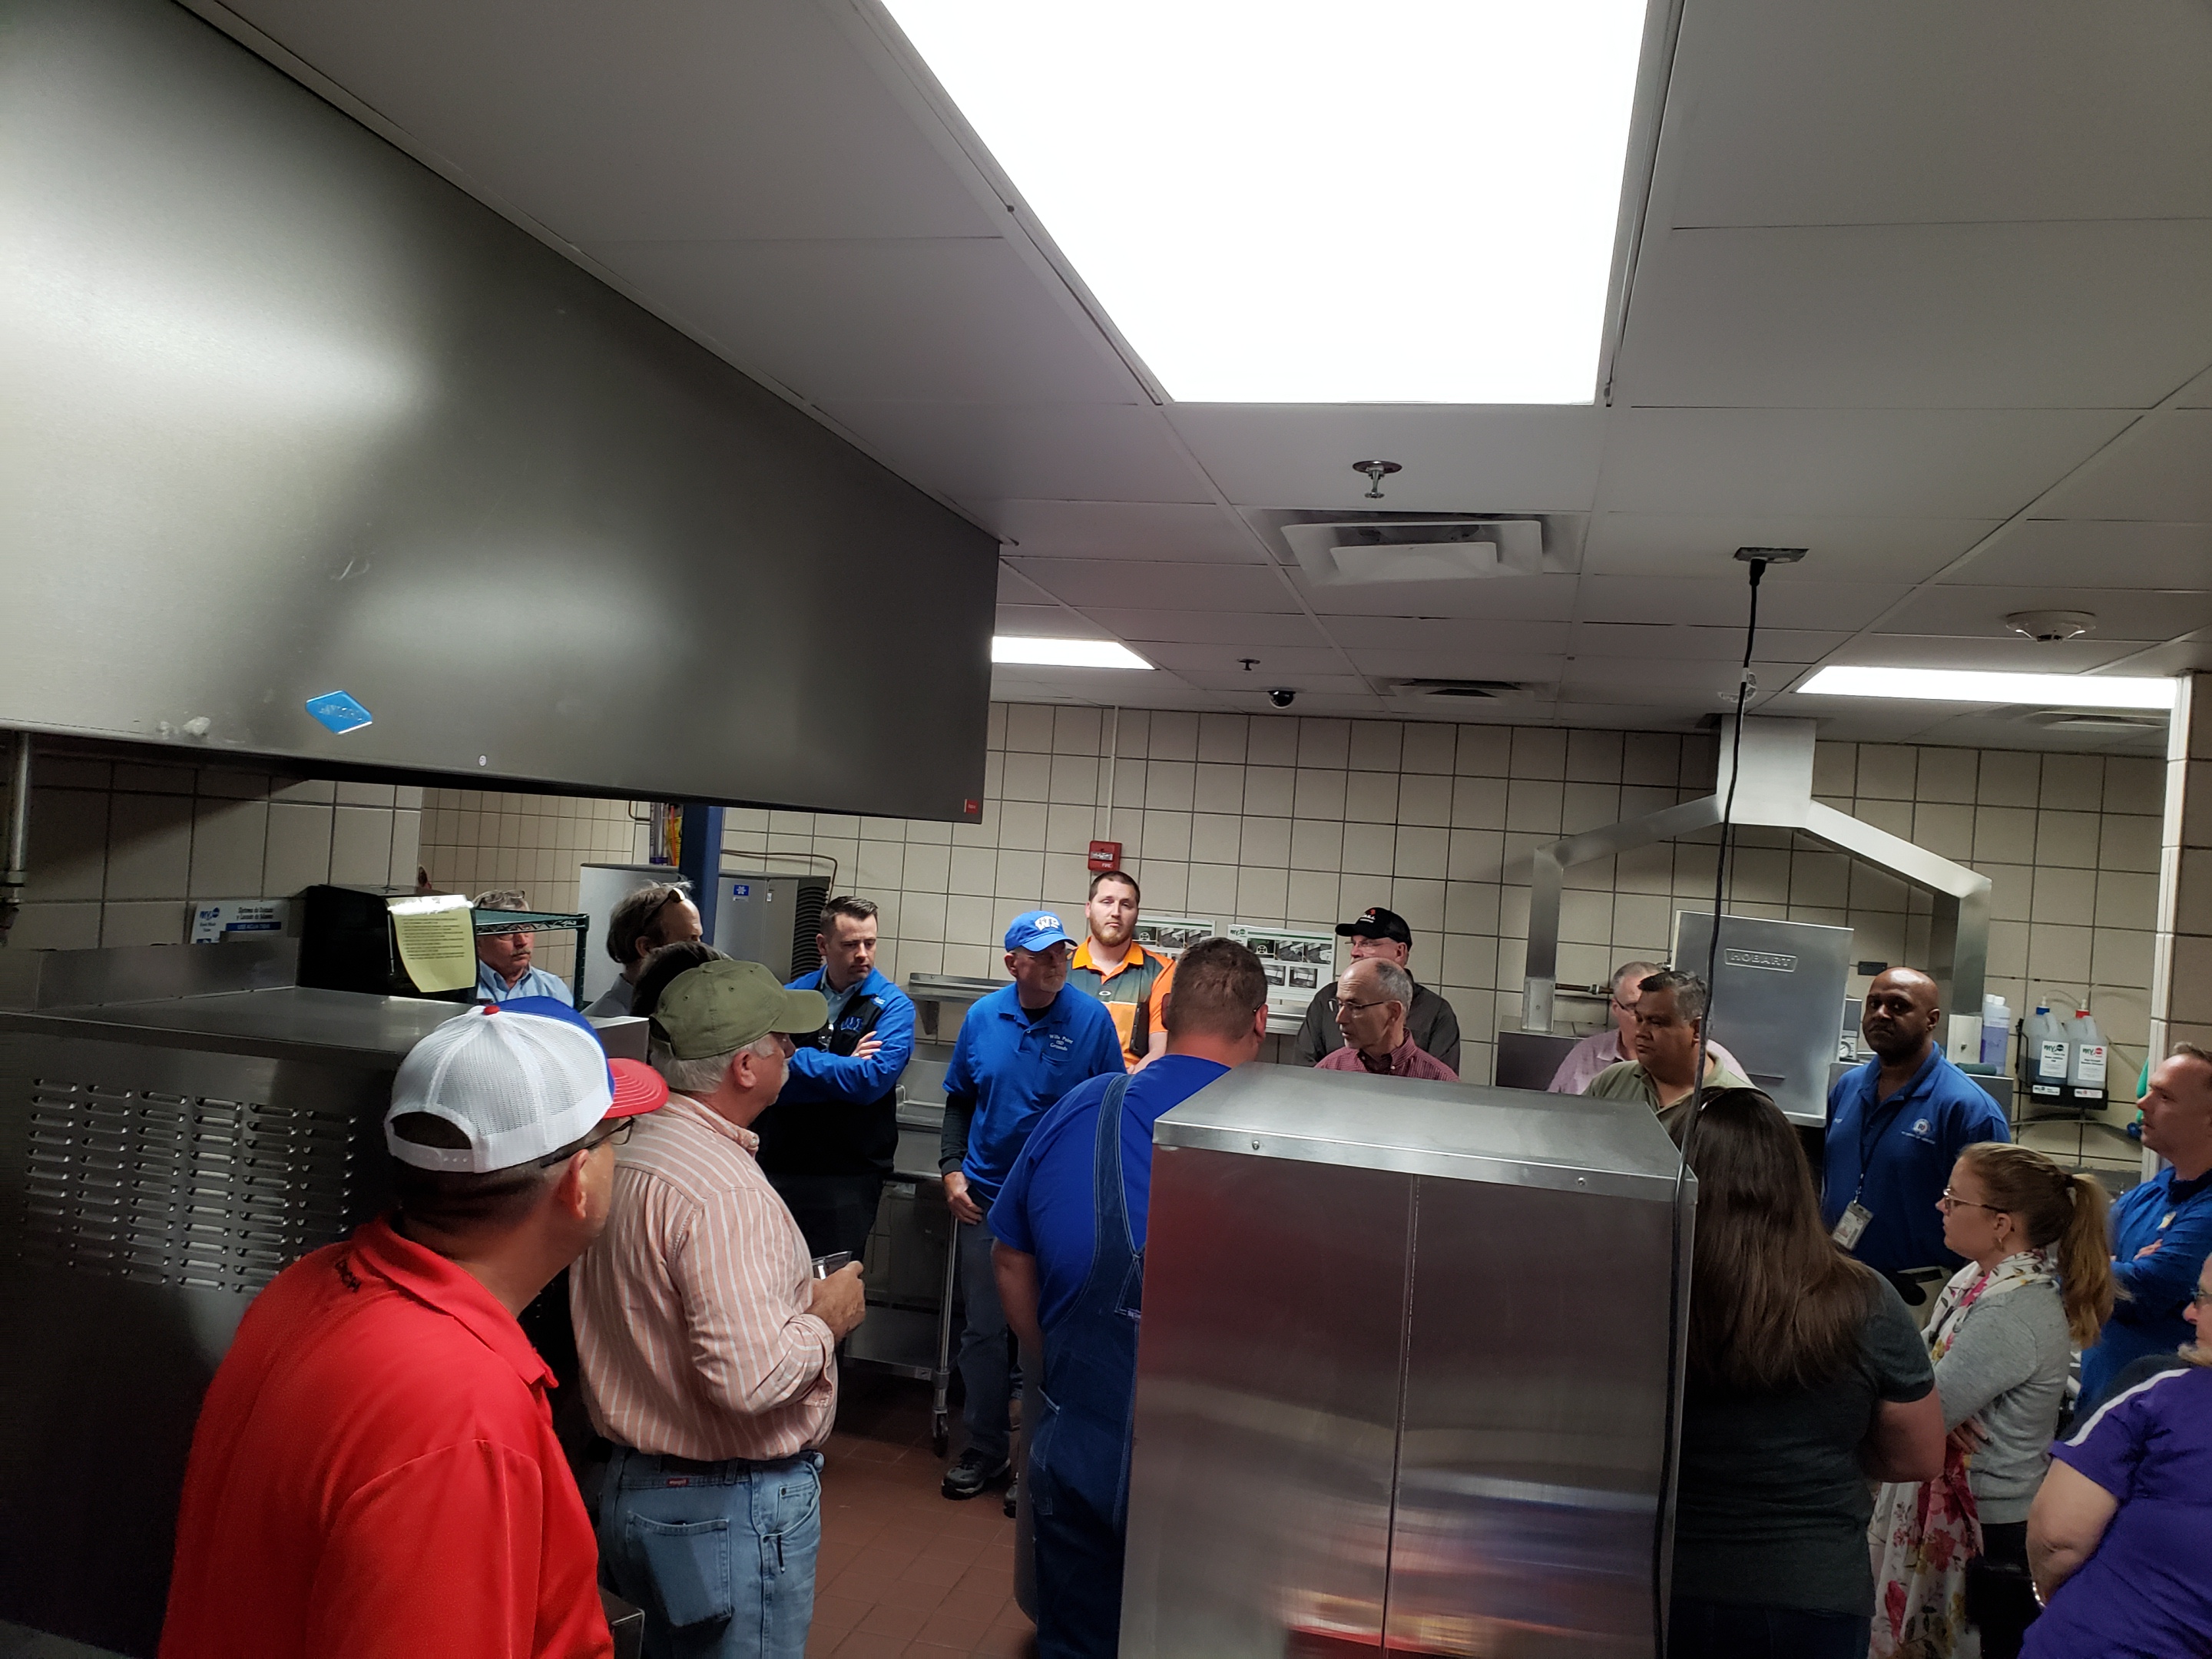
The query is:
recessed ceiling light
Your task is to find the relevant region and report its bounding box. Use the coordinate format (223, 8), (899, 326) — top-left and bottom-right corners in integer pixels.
(992, 636), (1154, 670)
(1796, 666), (2175, 710)
(879, 0), (1649, 403)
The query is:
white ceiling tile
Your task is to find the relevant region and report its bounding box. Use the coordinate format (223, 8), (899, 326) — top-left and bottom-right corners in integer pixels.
(1613, 223), (2212, 409)
(1320, 618), (1573, 654)
(995, 604), (1101, 637)
(1869, 585), (2211, 640)
(811, 402), (1211, 505)
(1177, 671), (1373, 694)
(1568, 624), (1849, 664)
(978, 501), (1263, 561)
(1295, 574), (1583, 622)
(2031, 412), (2212, 522)
(1813, 636), (2156, 672)
(1658, 0), (2212, 227)
(582, 238), (1137, 405)
(1575, 577), (1911, 631)
(1948, 520), (2212, 591)
(1582, 515), (1998, 583)
(2094, 636), (2212, 676)
(1561, 657), (1747, 698)
(223, 0), (1004, 240)
(1344, 651), (1567, 684)
(1008, 559), (1295, 613)
(1136, 643), (1348, 676)
(988, 670), (1219, 709)
(1594, 409), (2134, 517)
(1081, 610), (1333, 648)
(1165, 406), (1609, 512)
(2181, 366), (2212, 408)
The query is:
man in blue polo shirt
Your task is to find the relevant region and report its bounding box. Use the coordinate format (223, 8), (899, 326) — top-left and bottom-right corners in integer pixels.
(988, 937), (1269, 1659)
(1822, 967), (2009, 1310)
(937, 909), (1124, 1502)
(2078, 1042), (2212, 1412)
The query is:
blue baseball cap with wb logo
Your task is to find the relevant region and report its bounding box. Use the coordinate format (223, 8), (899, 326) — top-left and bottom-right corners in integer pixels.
(1004, 909), (1075, 953)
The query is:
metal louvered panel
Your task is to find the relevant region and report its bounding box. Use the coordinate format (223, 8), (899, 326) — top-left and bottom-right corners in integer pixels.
(11, 1079), (360, 1294)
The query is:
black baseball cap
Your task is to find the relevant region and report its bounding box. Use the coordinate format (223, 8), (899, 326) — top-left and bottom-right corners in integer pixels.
(1336, 906), (1412, 945)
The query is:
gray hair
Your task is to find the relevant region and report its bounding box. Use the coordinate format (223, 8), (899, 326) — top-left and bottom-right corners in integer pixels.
(1612, 959), (1664, 993)
(473, 889), (529, 912)
(1639, 968), (1708, 1024)
(1365, 959), (1415, 1012)
(651, 1034), (782, 1098)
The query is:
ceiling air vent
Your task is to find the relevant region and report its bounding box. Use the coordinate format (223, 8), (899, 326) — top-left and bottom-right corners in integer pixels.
(1283, 518), (1545, 586)
(1391, 678), (1532, 701)
(2023, 710), (2166, 736)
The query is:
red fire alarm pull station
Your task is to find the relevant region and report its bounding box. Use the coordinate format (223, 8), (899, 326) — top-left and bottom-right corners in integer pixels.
(962, 798), (982, 818)
(1088, 840), (1123, 872)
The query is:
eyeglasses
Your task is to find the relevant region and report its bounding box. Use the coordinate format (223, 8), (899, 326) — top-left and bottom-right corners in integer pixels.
(1612, 998), (1640, 1015)
(1336, 998), (1394, 1015)
(538, 1118), (634, 1167)
(1936, 1188), (2005, 1214)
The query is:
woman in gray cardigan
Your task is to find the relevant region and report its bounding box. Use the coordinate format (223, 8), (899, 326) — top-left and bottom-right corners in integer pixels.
(1868, 1142), (2115, 1659)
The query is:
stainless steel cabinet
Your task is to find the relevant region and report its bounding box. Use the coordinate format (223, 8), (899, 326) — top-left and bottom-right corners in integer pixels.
(1121, 1065), (1692, 1657)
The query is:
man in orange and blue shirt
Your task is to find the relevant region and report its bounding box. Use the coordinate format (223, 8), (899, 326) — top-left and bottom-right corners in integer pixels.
(1067, 869), (1175, 1071)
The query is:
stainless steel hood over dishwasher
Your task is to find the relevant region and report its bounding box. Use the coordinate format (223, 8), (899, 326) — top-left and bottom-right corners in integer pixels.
(1121, 1065), (1693, 1657)
(0, 0), (997, 820)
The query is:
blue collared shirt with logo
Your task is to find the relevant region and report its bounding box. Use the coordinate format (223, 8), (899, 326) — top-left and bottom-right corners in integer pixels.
(1820, 1048), (2010, 1273)
(475, 962), (573, 1005)
(939, 982), (1125, 1207)
(2079, 1164), (2212, 1412)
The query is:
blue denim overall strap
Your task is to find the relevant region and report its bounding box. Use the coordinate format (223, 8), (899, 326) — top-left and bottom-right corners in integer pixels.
(1028, 1073), (1144, 1658)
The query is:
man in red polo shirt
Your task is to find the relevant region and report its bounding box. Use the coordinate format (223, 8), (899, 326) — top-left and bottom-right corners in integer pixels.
(161, 998), (667, 1659)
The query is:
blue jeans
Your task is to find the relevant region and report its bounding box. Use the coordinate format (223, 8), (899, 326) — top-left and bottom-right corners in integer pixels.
(597, 1444), (823, 1659)
(957, 1219), (1015, 1465)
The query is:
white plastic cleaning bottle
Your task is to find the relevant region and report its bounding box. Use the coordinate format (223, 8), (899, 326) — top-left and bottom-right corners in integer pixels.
(2066, 1008), (2108, 1093)
(1980, 994), (2012, 1068)
(2029, 1005), (2068, 1086)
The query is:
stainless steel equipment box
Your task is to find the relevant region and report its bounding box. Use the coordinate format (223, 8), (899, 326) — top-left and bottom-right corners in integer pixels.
(1671, 912), (1853, 1128)
(1122, 1065), (1692, 1657)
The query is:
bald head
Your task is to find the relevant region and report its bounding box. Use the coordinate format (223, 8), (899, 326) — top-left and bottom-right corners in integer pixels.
(1863, 968), (1942, 1067)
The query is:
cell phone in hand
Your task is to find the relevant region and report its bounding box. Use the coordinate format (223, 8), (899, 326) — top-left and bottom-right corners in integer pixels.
(810, 1251), (853, 1279)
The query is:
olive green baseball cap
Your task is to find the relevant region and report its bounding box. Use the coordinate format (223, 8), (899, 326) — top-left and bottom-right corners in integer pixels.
(652, 959), (829, 1059)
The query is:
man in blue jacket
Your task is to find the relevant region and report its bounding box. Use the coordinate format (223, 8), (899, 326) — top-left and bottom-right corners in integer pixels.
(938, 909), (1124, 1502)
(753, 896), (916, 1263)
(989, 937), (1269, 1658)
(1822, 967), (2010, 1310)
(2079, 1043), (2212, 1412)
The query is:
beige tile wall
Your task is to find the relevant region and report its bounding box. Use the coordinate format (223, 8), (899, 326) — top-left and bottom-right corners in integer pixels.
(713, 704), (2163, 1095)
(6, 753), (424, 950)
(24, 709), (2151, 1094)
(417, 790), (645, 978)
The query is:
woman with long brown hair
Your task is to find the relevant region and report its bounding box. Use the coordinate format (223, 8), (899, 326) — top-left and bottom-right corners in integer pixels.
(1668, 1088), (1943, 1659)
(1867, 1142), (2115, 1659)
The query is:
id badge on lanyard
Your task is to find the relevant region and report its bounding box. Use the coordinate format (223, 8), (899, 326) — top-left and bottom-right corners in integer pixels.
(1834, 1090), (1907, 1250)
(1833, 1201), (1873, 1249)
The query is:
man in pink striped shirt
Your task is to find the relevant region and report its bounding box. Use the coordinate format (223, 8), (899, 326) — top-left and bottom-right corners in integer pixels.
(1314, 957), (1459, 1082)
(571, 959), (868, 1659)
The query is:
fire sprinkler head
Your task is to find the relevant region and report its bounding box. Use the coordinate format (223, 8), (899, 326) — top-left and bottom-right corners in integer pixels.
(1353, 459), (1402, 499)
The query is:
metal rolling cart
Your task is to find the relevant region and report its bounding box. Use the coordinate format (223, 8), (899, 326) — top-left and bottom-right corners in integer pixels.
(838, 975), (1002, 1455)
(472, 906), (592, 1009)
(843, 1087), (962, 1455)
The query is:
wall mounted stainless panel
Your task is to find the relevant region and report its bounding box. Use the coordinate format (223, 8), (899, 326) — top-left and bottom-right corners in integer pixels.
(0, 0), (995, 820)
(1672, 912), (1853, 1128)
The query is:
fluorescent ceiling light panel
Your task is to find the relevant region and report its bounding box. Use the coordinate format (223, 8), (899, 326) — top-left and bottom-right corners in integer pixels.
(1797, 667), (2176, 711)
(992, 636), (1153, 670)
(881, 1), (1647, 403)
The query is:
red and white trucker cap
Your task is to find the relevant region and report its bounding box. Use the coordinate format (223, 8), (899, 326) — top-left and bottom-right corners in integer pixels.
(385, 998), (667, 1173)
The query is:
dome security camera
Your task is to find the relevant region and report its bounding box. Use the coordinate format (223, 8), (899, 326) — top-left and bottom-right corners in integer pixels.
(1268, 687), (1297, 708)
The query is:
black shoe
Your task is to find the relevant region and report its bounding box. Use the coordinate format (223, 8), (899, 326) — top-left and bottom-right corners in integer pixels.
(1003, 1473), (1020, 1518)
(942, 1449), (1012, 1500)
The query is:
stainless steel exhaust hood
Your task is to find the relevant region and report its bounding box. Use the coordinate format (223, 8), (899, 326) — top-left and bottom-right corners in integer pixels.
(1522, 717), (1991, 1033)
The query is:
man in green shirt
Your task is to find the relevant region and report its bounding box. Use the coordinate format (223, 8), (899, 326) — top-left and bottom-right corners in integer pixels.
(1588, 969), (1750, 1129)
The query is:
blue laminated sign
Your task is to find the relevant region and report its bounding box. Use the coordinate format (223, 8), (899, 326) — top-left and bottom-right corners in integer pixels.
(732, 882), (751, 898)
(304, 690), (373, 734)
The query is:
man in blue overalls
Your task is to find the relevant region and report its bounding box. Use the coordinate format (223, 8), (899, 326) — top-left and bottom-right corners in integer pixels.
(988, 938), (1270, 1657)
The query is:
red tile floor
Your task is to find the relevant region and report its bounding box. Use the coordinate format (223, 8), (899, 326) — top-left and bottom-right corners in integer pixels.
(806, 1366), (1038, 1659)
